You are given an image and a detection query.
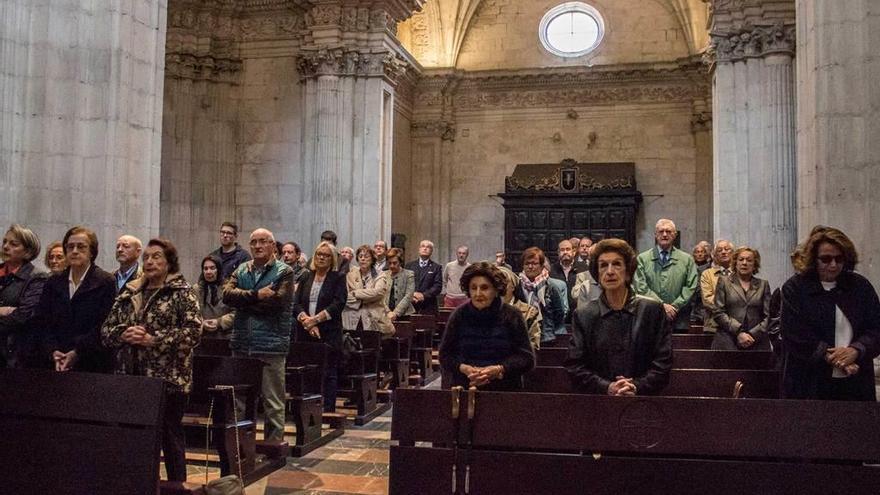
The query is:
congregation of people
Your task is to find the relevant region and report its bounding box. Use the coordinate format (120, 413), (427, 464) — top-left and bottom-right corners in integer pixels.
(1, 217), (879, 481)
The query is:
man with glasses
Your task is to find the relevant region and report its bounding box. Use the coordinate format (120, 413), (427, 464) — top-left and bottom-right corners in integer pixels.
(211, 222), (252, 281)
(634, 219), (699, 332)
(222, 228), (294, 442)
(373, 240), (388, 271)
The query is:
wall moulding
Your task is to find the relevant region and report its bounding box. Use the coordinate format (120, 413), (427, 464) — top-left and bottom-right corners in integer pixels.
(412, 63), (711, 111)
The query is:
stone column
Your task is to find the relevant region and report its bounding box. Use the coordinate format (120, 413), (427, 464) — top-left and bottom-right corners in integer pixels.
(296, 1), (420, 249)
(691, 97), (714, 244)
(796, 0), (880, 284)
(0, 0), (167, 269)
(709, 8), (797, 288)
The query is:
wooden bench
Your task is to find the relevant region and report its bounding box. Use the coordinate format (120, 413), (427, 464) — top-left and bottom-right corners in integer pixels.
(340, 329), (391, 424)
(194, 335), (232, 357)
(183, 356), (287, 486)
(409, 314), (438, 384)
(380, 335), (412, 393)
(435, 308), (453, 342)
(522, 366), (781, 398)
(390, 388), (880, 494)
(0, 370), (166, 495)
(536, 348), (776, 370)
(285, 342), (344, 456)
(672, 333), (713, 349)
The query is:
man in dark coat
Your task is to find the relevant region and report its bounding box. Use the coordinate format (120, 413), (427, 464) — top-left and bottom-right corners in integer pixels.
(549, 239), (588, 320)
(404, 239), (443, 314)
(211, 221), (252, 281)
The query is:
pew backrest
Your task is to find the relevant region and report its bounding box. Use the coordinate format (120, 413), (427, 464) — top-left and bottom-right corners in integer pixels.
(0, 370), (166, 495)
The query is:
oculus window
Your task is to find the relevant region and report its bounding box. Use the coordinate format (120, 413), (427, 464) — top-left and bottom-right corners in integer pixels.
(539, 2), (605, 58)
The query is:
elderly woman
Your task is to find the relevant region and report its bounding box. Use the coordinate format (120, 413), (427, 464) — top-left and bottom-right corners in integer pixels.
(781, 227), (880, 401)
(710, 246), (771, 351)
(102, 238), (202, 481)
(385, 247), (415, 322)
(38, 226), (116, 372)
(193, 254), (234, 337)
(514, 247), (568, 344)
(342, 245), (394, 336)
(439, 262), (535, 391)
(565, 239), (672, 396)
(498, 266), (542, 349)
(0, 225), (48, 368)
(44, 241), (66, 275)
(294, 241), (348, 412)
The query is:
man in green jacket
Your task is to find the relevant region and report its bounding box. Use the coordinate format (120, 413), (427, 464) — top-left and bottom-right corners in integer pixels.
(634, 219), (699, 332)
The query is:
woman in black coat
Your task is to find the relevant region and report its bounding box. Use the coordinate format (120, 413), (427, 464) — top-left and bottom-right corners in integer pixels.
(439, 262), (535, 391)
(0, 225), (48, 368)
(38, 226), (116, 372)
(781, 227), (880, 401)
(293, 241), (347, 412)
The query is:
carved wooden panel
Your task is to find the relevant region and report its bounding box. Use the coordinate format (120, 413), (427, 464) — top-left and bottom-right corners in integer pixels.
(549, 210), (567, 230)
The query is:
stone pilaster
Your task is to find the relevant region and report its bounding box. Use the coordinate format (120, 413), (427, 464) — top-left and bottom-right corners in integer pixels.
(295, 0), (422, 249)
(0, 0), (167, 269)
(708, 0), (797, 287)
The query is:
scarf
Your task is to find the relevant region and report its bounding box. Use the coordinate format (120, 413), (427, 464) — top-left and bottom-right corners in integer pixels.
(519, 271), (548, 310)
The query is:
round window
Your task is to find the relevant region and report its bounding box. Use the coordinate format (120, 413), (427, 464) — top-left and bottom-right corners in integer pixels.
(539, 2), (605, 58)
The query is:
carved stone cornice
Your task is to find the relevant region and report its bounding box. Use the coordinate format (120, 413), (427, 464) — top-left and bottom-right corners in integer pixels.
(165, 53), (244, 83)
(709, 22), (795, 64)
(296, 48), (411, 83)
(411, 120), (456, 140)
(304, 1), (423, 30)
(413, 63), (710, 111)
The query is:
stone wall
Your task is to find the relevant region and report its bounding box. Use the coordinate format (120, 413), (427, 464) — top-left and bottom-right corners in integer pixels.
(796, 0), (880, 283)
(1, 0), (166, 270)
(404, 65), (711, 263)
(456, 0), (691, 71)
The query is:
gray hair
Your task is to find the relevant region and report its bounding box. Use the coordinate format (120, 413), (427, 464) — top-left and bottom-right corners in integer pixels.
(6, 224), (41, 263)
(655, 218), (677, 233)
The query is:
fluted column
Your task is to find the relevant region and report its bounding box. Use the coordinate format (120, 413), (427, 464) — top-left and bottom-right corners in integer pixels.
(313, 74), (343, 234)
(709, 17), (797, 288)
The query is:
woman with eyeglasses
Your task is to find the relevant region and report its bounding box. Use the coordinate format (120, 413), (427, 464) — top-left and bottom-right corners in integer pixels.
(37, 226), (116, 372)
(709, 246), (772, 351)
(293, 241), (348, 412)
(781, 227), (880, 400)
(342, 245), (394, 336)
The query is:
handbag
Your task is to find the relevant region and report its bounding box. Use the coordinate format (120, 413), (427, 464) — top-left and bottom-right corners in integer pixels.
(204, 386), (245, 495)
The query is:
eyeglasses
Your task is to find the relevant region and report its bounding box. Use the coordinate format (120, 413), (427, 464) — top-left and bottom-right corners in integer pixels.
(523, 261), (542, 267)
(315, 252), (332, 259)
(817, 255), (845, 265)
(65, 243), (89, 252)
(220, 230), (236, 237)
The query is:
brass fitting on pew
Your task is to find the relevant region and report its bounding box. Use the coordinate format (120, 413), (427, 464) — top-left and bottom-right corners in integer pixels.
(467, 386), (476, 420)
(451, 386), (463, 419)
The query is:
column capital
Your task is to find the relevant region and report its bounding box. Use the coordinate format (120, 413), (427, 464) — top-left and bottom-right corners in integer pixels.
(708, 21), (795, 64)
(296, 47), (412, 83)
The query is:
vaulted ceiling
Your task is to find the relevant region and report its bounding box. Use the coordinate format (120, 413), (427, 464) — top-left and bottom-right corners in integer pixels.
(398, 0), (709, 69)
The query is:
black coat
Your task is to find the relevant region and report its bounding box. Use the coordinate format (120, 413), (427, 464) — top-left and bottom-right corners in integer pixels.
(404, 259), (443, 313)
(37, 265), (116, 372)
(565, 293), (672, 395)
(549, 260), (588, 315)
(0, 262), (48, 367)
(781, 271), (880, 401)
(293, 270), (347, 352)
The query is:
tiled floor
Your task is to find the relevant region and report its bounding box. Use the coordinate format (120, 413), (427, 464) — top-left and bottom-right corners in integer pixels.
(176, 407), (394, 495)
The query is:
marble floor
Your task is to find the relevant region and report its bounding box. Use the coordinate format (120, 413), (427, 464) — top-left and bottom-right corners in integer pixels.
(177, 407), (394, 495)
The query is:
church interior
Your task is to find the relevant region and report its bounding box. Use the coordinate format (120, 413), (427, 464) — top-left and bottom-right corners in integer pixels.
(2, 0), (880, 494)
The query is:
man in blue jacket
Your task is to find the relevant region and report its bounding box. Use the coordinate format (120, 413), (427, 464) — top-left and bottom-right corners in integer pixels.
(222, 227), (294, 442)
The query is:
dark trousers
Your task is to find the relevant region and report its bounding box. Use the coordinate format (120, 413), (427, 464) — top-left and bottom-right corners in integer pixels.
(162, 392), (189, 481)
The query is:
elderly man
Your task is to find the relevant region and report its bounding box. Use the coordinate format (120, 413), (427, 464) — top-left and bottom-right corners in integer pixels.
(373, 240), (388, 271)
(222, 228), (294, 442)
(442, 246), (471, 308)
(634, 219), (699, 332)
(494, 250), (512, 271)
(212, 222), (252, 281)
(576, 237), (593, 265)
(338, 246), (353, 274)
(113, 235), (142, 292)
(404, 240), (443, 314)
(549, 239), (588, 320)
(699, 239), (734, 331)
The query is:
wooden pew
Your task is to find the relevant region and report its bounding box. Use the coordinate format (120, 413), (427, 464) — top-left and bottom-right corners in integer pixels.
(435, 308), (453, 342)
(380, 335), (412, 392)
(672, 333), (713, 349)
(409, 314), (437, 384)
(0, 370), (166, 495)
(390, 388), (880, 495)
(285, 342), (344, 456)
(522, 366), (781, 398)
(183, 356), (287, 486)
(340, 330), (391, 424)
(536, 348), (776, 370)
(194, 335), (232, 356)
(674, 349), (776, 370)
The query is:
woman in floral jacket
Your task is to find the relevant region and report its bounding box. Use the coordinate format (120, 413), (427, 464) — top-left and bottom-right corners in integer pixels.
(101, 238), (202, 482)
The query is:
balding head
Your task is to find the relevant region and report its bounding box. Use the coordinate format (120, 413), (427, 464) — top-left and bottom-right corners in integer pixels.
(115, 234), (143, 270)
(249, 228), (276, 265)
